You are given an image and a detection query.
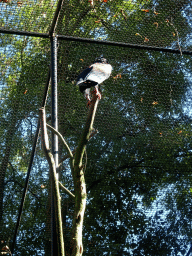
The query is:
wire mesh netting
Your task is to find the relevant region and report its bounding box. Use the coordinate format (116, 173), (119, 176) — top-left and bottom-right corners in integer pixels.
(1, 0), (57, 33)
(0, 0), (192, 255)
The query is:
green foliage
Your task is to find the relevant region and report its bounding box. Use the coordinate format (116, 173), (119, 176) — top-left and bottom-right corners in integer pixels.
(1, 0), (192, 255)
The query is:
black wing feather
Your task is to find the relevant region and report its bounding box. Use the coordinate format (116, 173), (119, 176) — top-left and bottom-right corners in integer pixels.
(76, 66), (93, 84)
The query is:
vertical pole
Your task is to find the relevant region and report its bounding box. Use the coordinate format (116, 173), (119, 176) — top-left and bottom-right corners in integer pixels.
(51, 34), (59, 256)
(51, 36), (58, 168)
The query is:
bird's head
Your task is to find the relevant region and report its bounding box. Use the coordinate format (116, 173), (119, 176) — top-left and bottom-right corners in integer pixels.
(95, 56), (108, 64)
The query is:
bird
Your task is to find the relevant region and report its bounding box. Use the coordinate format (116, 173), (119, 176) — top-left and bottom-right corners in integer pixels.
(76, 56), (112, 105)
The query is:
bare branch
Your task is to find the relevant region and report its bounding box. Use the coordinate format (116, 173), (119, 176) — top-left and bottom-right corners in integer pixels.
(59, 181), (75, 199)
(39, 107), (65, 256)
(46, 123), (73, 159)
(57, 129), (97, 168)
(70, 94), (100, 256)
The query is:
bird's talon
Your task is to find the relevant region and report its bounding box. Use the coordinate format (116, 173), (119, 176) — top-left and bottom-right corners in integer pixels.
(92, 88), (102, 100)
(96, 93), (102, 100)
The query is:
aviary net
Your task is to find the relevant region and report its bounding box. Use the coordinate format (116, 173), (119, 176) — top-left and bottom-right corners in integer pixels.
(0, 0), (192, 255)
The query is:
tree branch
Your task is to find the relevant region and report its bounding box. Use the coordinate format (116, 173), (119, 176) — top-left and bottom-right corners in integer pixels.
(59, 181), (75, 199)
(70, 94), (100, 256)
(57, 130), (97, 169)
(58, 149), (76, 168)
(39, 107), (65, 256)
(46, 123), (73, 159)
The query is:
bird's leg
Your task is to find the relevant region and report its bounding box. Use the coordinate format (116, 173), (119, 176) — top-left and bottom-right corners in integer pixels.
(86, 94), (92, 107)
(84, 88), (91, 107)
(92, 85), (101, 100)
(86, 99), (91, 107)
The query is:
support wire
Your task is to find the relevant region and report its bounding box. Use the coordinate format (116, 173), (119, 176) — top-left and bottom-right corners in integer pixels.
(1, 28), (192, 56)
(11, 69), (51, 255)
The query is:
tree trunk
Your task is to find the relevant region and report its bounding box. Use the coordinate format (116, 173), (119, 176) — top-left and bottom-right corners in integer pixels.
(70, 94), (100, 256)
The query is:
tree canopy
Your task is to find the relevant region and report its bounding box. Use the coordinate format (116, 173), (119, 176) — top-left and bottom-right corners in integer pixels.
(0, 0), (192, 255)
